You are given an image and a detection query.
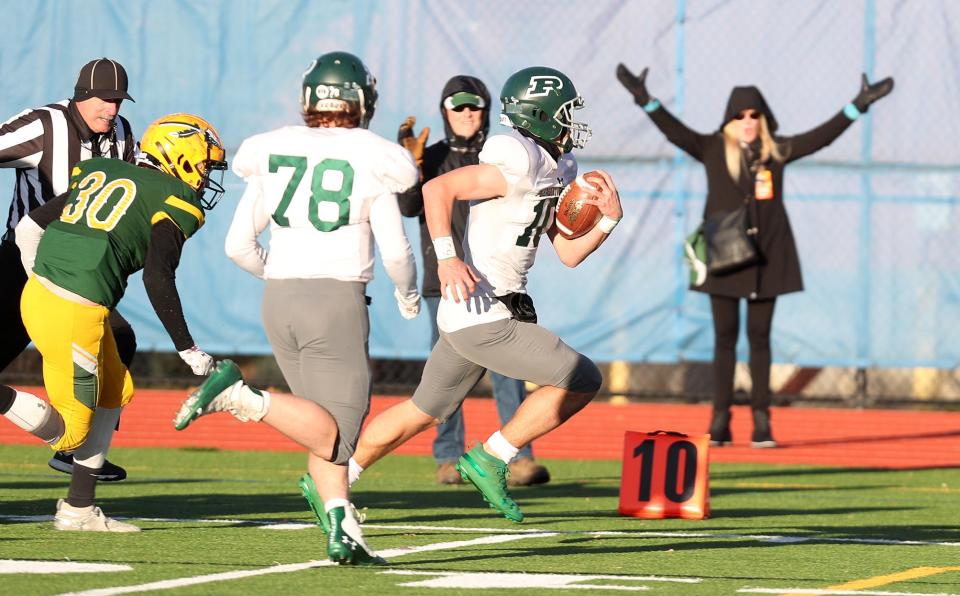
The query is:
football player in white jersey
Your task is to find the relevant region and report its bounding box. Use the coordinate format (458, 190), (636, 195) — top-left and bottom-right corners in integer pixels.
(348, 66), (623, 523)
(173, 52), (419, 564)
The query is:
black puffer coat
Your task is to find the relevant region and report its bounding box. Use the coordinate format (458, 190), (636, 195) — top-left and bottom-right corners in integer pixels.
(647, 86), (855, 298)
(397, 75), (491, 298)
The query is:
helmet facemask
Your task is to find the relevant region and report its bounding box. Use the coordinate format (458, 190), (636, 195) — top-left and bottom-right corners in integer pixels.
(197, 128), (227, 210)
(554, 95), (592, 151)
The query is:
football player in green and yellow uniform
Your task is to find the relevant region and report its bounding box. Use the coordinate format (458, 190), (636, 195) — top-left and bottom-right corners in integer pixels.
(2, 113), (226, 532)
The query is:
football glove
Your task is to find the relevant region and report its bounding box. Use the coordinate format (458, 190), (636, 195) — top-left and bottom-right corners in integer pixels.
(397, 116), (429, 170)
(394, 289), (421, 320)
(178, 346), (214, 376)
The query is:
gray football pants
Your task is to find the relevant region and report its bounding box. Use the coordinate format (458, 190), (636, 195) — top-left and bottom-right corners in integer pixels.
(262, 278), (370, 465)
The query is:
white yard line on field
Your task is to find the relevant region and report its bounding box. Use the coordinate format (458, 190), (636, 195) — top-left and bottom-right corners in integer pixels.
(4, 513), (958, 547)
(57, 532), (558, 596)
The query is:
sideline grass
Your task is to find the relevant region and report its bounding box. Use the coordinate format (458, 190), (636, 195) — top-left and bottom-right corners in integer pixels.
(1, 444), (958, 595)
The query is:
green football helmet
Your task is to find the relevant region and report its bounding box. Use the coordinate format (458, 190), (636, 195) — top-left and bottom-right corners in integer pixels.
(499, 66), (591, 152)
(301, 51), (378, 128)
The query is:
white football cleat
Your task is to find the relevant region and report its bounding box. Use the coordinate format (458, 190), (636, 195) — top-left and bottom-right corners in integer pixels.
(53, 499), (140, 532)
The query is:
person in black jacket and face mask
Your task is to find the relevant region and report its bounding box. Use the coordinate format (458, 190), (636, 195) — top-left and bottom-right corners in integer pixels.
(396, 75), (550, 486)
(616, 64), (893, 448)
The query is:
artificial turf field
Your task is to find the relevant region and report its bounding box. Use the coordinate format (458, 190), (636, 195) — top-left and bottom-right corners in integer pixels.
(1, 444), (958, 595)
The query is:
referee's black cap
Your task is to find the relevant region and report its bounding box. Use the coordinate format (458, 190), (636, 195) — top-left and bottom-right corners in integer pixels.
(73, 58), (134, 102)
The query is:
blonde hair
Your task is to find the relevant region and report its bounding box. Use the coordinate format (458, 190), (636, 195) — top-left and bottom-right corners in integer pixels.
(722, 114), (784, 182)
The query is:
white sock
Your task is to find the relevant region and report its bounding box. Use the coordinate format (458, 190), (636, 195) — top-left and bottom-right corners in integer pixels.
(229, 384), (270, 422)
(246, 385), (271, 420)
(73, 407), (121, 469)
(324, 497), (350, 513)
(58, 500), (94, 515)
(348, 458), (363, 486)
(486, 431), (519, 464)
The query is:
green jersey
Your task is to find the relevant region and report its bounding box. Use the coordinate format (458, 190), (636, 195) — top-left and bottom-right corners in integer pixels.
(34, 158), (205, 308)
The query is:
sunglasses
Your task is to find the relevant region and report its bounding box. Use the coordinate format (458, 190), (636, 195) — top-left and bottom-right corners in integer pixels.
(734, 111), (761, 121)
(451, 104), (482, 113)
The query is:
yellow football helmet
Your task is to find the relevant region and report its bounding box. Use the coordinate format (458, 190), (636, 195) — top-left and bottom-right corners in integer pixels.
(138, 113), (227, 209)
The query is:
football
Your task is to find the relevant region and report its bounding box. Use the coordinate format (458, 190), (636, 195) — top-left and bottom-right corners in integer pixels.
(554, 171), (603, 239)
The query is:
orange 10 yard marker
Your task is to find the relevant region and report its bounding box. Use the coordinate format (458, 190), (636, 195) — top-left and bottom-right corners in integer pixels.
(618, 430), (710, 519)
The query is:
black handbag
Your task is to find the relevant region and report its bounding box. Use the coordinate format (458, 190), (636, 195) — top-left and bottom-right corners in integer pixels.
(703, 199), (759, 275)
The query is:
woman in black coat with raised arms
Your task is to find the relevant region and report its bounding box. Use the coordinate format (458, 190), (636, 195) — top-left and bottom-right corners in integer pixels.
(616, 65), (893, 447)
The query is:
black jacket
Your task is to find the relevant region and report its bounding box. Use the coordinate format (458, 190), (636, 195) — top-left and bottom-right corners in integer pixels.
(397, 75), (491, 297)
(647, 87), (855, 298)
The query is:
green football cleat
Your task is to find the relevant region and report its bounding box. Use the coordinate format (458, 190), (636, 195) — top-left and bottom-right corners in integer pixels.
(173, 359), (243, 430)
(326, 506), (387, 566)
(298, 473), (330, 535)
(457, 443), (524, 523)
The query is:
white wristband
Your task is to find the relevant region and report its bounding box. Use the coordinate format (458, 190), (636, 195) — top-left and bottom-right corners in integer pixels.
(598, 215), (621, 234)
(433, 236), (457, 260)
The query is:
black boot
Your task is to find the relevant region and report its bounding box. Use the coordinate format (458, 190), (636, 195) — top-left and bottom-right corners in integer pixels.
(708, 410), (732, 447)
(750, 408), (777, 448)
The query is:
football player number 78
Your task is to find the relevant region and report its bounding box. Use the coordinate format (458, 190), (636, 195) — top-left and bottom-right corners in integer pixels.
(268, 154), (354, 232)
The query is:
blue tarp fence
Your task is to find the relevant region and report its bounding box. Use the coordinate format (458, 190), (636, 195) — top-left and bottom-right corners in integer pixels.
(2, 1), (957, 367)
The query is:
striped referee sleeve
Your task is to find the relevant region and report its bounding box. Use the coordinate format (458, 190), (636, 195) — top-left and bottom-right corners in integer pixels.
(0, 108), (45, 168)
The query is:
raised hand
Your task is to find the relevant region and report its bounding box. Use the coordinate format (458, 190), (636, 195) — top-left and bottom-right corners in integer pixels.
(616, 64), (651, 106)
(852, 73), (894, 112)
(397, 116), (430, 168)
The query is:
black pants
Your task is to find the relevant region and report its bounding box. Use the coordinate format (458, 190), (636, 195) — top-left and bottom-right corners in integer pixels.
(0, 239), (137, 371)
(710, 294), (776, 412)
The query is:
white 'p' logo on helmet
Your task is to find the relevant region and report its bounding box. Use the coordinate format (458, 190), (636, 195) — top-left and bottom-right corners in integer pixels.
(525, 76), (564, 98)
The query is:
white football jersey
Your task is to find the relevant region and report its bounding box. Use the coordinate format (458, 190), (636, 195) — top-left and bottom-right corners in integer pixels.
(437, 132), (577, 333)
(226, 126), (418, 289)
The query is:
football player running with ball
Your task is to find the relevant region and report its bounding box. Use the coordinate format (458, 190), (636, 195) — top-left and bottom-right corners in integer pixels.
(174, 52), (419, 565)
(348, 67), (623, 522)
(2, 113), (227, 531)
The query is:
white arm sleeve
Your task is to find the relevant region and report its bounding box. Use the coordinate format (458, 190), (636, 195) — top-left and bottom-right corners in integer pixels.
(224, 177), (270, 279)
(369, 193), (418, 299)
(376, 141), (419, 194)
(14, 214), (43, 273)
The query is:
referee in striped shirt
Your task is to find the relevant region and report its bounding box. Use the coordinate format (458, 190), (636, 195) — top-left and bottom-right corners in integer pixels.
(0, 58), (136, 481)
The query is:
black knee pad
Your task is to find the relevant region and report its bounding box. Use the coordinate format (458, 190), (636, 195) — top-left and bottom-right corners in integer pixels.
(565, 355), (603, 394)
(0, 385), (15, 413)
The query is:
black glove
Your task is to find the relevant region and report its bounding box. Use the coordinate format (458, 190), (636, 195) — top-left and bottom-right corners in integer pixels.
(616, 63), (651, 107)
(852, 73), (894, 113)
